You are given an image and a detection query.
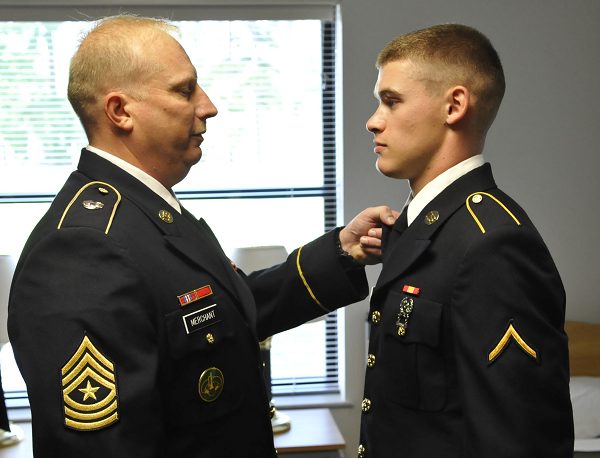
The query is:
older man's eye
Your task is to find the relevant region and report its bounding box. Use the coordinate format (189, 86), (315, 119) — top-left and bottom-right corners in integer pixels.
(177, 85), (195, 99)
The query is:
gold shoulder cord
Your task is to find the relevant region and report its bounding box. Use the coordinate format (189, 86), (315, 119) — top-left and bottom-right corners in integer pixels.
(466, 192), (521, 234)
(296, 246), (330, 313)
(57, 181), (122, 234)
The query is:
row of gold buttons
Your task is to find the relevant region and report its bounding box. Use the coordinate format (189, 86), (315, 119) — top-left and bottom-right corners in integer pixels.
(358, 310), (381, 456)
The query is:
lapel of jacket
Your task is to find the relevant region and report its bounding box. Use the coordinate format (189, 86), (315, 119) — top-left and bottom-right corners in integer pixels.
(162, 213), (257, 329)
(163, 212), (242, 298)
(197, 218), (257, 323)
(373, 163), (498, 297)
(178, 212), (257, 327)
(76, 149), (252, 323)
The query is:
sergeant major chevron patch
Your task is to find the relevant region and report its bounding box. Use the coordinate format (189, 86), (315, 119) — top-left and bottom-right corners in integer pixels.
(61, 335), (119, 431)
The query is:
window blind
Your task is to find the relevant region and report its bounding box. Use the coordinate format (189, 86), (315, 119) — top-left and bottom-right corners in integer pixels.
(0, 5), (341, 402)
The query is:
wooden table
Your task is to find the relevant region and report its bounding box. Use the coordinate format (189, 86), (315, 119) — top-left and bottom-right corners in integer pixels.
(0, 408), (346, 458)
(274, 408), (345, 457)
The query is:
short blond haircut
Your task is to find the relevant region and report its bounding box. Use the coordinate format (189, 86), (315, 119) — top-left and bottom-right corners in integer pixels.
(377, 24), (505, 134)
(67, 15), (178, 136)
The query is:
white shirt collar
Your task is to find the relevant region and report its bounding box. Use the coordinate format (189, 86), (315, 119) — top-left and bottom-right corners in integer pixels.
(406, 155), (485, 226)
(86, 145), (181, 213)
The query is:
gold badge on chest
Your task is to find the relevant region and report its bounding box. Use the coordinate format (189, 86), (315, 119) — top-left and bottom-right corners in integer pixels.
(198, 367), (224, 402)
(396, 297), (414, 336)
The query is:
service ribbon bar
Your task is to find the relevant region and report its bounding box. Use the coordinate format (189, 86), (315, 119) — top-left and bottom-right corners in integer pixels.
(402, 285), (421, 296)
(178, 285), (213, 307)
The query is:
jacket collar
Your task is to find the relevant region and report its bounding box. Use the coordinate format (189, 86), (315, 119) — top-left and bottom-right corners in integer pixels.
(375, 163), (497, 294)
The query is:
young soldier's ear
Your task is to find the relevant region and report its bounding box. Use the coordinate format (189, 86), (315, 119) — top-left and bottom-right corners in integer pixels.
(104, 92), (134, 132)
(445, 86), (470, 126)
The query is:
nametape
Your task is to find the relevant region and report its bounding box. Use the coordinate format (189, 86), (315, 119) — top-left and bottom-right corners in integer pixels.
(182, 304), (221, 335)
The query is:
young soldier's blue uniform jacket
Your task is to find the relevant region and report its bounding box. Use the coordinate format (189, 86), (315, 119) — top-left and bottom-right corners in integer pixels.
(358, 163), (573, 458)
(8, 149), (368, 458)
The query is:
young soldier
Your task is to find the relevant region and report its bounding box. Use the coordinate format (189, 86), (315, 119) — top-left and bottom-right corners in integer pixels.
(360, 23), (573, 457)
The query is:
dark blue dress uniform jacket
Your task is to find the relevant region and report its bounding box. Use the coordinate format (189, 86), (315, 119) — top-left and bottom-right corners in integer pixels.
(8, 149), (368, 458)
(359, 164), (573, 458)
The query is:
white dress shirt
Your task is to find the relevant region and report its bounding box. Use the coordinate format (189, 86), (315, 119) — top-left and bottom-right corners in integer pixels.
(86, 145), (181, 214)
(406, 155), (485, 226)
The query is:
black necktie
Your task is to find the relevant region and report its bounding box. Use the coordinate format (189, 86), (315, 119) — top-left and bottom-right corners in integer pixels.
(396, 209), (408, 233)
(381, 208), (408, 255)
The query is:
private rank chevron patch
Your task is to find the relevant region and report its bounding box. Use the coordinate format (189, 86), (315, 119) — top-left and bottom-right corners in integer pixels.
(61, 335), (119, 431)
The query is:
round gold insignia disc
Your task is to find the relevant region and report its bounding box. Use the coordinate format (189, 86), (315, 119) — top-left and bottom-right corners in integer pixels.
(371, 310), (381, 324)
(367, 354), (376, 368)
(358, 444), (366, 458)
(198, 367), (224, 402)
(424, 210), (440, 225)
(158, 209), (173, 224)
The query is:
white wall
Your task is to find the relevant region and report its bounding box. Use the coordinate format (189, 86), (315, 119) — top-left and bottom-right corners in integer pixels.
(334, 0), (600, 454)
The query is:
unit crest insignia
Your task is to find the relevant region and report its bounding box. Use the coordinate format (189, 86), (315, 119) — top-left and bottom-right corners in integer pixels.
(198, 367), (224, 402)
(61, 335), (119, 431)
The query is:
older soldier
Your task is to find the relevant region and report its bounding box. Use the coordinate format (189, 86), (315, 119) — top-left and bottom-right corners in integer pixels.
(8, 15), (395, 458)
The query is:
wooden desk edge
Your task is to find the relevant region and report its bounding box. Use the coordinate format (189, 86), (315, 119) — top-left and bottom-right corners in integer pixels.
(273, 408), (345, 453)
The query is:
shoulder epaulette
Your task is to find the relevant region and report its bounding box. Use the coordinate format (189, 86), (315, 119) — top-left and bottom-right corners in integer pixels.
(465, 192), (521, 234)
(57, 181), (121, 235)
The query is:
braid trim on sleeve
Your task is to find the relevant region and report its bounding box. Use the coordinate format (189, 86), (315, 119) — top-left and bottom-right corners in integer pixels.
(296, 246), (330, 313)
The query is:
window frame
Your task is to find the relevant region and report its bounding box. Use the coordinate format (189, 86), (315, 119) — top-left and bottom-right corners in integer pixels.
(0, 2), (343, 411)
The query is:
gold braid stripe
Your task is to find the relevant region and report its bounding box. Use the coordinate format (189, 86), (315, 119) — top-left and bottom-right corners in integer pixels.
(64, 399), (118, 421)
(65, 412), (119, 431)
(62, 336), (114, 376)
(466, 192), (521, 234)
(57, 181), (121, 235)
(62, 354), (115, 387)
(296, 246), (329, 312)
(488, 323), (537, 362)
